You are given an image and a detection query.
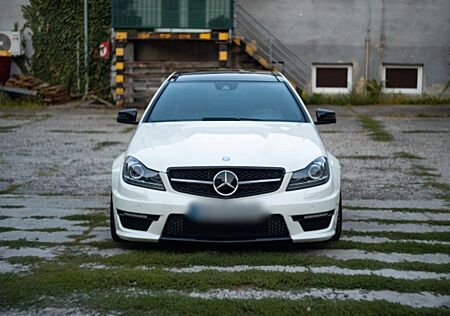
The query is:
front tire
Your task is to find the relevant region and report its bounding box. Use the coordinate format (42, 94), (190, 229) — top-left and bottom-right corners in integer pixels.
(110, 193), (122, 242)
(329, 193), (342, 241)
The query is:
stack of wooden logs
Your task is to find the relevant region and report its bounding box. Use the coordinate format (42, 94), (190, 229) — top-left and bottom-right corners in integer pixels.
(4, 75), (71, 104)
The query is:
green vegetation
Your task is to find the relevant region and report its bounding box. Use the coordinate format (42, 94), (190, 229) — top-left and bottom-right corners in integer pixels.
(303, 90), (450, 106)
(393, 152), (423, 160)
(356, 114), (394, 142)
(343, 230), (450, 242)
(121, 126), (136, 134)
(93, 141), (122, 150)
(0, 183), (22, 195)
(338, 155), (388, 160)
(0, 226), (16, 233)
(63, 213), (108, 226)
(1, 288), (447, 316)
(0, 93), (45, 110)
(402, 130), (447, 134)
(49, 129), (107, 134)
(22, 0), (111, 97)
(348, 218), (450, 226)
(28, 215), (55, 219)
(409, 164), (441, 178)
(344, 205), (450, 213)
(0, 125), (21, 133)
(0, 205), (25, 209)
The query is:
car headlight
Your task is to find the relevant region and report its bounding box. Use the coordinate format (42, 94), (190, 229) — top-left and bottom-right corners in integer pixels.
(286, 156), (330, 191)
(122, 156), (165, 191)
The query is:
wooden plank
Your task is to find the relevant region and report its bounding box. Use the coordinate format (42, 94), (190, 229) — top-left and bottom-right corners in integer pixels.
(0, 85), (39, 96)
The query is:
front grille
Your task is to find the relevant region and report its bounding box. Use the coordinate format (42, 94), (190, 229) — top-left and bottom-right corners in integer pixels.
(292, 210), (334, 232)
(167, 167), (285, 198)
(161, 214), (289, 241)
(117, 210), (160, 231)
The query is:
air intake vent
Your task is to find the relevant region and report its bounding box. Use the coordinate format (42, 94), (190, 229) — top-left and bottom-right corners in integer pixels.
(117, 210), (159, 231)
(292, 210), (334, 232)
(161, 214), (289, 241)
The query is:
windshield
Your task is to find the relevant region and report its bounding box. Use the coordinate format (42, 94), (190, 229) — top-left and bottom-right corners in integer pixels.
(147, 81), (307, 122)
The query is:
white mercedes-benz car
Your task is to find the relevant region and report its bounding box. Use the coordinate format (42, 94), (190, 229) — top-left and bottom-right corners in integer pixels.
(111, 71), (341, 243)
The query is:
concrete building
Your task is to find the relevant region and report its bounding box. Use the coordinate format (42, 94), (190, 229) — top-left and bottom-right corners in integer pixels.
(0, 0), (448, 102)
(238, 0), (450, 95)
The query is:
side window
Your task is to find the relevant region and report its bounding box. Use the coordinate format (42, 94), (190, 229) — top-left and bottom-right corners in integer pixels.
(382, 65), (423, 94)
(312, 64), (353, 94)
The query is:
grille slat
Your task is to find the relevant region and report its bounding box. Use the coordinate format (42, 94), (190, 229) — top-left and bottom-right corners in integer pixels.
(162, 214), (289, 241)
(168, 167), (284, 198)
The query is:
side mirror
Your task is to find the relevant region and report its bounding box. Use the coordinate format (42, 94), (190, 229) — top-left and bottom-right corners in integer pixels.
(117, 109), (138, 125)
(315, 108), (336, 125)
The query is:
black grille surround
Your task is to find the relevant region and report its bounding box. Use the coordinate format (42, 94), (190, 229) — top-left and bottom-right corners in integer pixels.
(292, 210), (334, 232)
(161, 214), (290, 242)
(117, 210), (160, 231)
(167, 167), (285, 199)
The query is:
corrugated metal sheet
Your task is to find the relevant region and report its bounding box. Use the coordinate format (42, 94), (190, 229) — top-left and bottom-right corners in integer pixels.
(112, 0), (232, 30)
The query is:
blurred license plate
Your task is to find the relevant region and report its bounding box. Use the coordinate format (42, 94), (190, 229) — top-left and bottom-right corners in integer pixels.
(188, 201), (267, 224)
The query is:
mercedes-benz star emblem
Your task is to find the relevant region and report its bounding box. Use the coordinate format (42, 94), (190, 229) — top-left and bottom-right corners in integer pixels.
(213, 170), (239, 196)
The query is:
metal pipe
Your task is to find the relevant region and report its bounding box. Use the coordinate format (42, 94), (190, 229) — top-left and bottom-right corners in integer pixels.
(83, 0), (89, 97)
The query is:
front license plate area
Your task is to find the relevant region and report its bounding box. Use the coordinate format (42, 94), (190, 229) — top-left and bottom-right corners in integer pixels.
(187, 201), (268, 224)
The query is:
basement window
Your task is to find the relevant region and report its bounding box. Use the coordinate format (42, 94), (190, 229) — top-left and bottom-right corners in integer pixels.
(382, 65), (423, 94)
(312, 64), (352, 94)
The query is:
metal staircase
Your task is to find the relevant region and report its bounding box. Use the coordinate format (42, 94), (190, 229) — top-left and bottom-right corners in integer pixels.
(233, 2), (310, 91)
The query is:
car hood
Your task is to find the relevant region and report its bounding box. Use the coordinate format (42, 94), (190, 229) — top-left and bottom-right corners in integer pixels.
(126, 121), (326, 172)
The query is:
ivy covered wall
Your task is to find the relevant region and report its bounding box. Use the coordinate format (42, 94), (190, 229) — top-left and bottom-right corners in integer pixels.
(22, 0), (111, 97)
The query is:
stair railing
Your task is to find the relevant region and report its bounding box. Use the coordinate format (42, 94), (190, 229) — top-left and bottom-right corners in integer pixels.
(234, 2), (310, 90)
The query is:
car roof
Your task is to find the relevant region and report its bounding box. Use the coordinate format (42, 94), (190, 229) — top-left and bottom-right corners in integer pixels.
(172, 70), (282, 82)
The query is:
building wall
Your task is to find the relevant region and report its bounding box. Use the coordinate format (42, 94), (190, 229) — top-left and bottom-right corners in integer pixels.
(0, 0), (32, 75)
(237, 0), (450, 95)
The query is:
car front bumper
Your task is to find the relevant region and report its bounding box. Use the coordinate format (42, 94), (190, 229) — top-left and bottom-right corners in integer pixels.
(112, 156), (341, 243)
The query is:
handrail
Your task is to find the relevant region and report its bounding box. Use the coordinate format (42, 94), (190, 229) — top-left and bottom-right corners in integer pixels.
(233, 2), (310, 89)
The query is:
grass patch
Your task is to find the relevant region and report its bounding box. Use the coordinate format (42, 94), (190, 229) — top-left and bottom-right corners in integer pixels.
(0, 92), (46, 110)
(70, 244), (450, 273)
(63, 213), (108, 226)
(348, 218), (450, 226)
(1, 289), (447, 315)
(356, 115), (393, 142)
(343, 230), (450, 242)
(93, 141), (121, 151)
(402, 130), (448, 134)
(393, 152), (423, 160)
(32, 227), (68, 233)
(416, 113), (445, 118)
(0, 226), (66, 233)
(344, 205), (450, 213)
(6, 256), (45, 265)
(303, 90), (450, 106)
(49, 129), (107, 134)
(0, 183), (22, 195)
(0, 205), (24, 209)
(0, 125), (21, 133)
(0, 226), (16, 233)
(0, 215), (11, 220)
(330, 239), (450, 254)
(28, 215), (55, 219)
(121, 126), (136, 133)
(338, 155), (388, 160)
(0, 239), (53, 249)
(1, 264), (449, 308)
(410, 165), (441, 178)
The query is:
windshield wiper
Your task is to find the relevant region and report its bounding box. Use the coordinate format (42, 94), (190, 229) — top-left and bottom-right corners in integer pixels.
(201, 117), (241, 121)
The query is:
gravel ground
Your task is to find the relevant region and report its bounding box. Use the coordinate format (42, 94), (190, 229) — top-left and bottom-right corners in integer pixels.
(0, 103), (449, 314)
